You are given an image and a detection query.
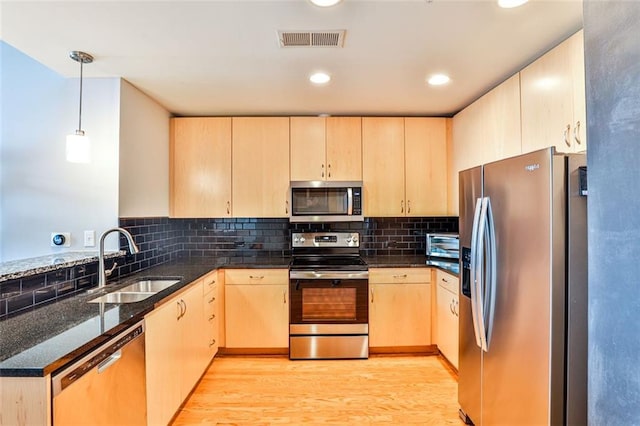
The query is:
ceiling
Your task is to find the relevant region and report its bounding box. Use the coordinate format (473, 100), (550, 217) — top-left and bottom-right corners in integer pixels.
(0, 0), (583, 117)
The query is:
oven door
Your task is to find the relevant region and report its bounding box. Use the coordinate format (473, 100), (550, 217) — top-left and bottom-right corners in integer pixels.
(289, 271), (369, 359)
(289, 273), (368, 326)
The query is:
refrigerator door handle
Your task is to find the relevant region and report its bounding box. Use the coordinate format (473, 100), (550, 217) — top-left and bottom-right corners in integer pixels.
(469, 197), (483, 349)
(476, 197), (490, 352)
(483, 197), (498, 351)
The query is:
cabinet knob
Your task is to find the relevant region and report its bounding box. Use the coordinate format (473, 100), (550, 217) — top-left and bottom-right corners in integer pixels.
(209, 339), (216, 347)
(209, 314), (215, 321)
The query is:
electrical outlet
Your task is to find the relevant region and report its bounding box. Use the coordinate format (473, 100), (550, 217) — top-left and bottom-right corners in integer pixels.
(51, 232), (71, 247)
(84, 230), (95, 247)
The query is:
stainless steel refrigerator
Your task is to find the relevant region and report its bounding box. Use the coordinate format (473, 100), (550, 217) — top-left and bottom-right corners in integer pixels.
(458, 148), (587, 425)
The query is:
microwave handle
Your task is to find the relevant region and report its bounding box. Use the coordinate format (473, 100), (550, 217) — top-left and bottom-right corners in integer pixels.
(347, 188), (353, 215)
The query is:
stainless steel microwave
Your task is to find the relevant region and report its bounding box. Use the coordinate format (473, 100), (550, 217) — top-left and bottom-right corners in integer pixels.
(289, 181), (363, 222)
(426, 233), (459, 260)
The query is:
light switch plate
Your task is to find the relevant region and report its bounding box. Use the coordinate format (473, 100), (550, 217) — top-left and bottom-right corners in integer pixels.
(84, 230), (96, 247)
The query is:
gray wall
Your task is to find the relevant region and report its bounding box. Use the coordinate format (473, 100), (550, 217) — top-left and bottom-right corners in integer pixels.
(584, 1), (640, 424)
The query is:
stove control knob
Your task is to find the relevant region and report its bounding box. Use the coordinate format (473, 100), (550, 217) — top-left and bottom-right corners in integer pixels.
(346, 237), (353, 244)
(299, 236), (306, 243)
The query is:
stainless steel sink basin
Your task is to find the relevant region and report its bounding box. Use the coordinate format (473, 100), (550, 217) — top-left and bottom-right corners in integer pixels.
(117, 279), (181, 293)
(89, 292), (155, 304)
(88, 278), (181, 304)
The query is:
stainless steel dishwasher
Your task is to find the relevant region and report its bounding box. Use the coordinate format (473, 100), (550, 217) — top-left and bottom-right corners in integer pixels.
(52, 320), (147, 425)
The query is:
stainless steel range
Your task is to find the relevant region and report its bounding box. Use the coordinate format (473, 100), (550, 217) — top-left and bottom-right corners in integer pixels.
(289, 231), (369, 360)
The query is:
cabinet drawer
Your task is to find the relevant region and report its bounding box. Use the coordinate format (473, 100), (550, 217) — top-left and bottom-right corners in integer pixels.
(203, 272), (218, 295)
(225, 269), (288, 285)
(369, 267), (431, 284)
(437, 270), (458, 294)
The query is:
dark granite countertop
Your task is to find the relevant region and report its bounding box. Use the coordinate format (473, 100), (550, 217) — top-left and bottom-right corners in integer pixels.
(364, 255), (459, 276)
(0, 254), (463, 377)
(0, 257), (290, 377)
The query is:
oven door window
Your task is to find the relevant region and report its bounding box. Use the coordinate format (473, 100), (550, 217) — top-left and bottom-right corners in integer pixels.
(291, 188), (348, 216)
(302, 287), (356, 321)
(290, 279), (368, 324)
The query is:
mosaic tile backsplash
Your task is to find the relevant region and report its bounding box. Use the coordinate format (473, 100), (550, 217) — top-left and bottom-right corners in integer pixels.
(0, 216), (457, 318)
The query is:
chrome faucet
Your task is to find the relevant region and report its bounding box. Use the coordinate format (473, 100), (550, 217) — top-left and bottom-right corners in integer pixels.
(98, 227), (140, 289)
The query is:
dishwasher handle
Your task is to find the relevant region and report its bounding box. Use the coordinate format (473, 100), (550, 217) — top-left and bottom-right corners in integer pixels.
(52, 320), (145, 396)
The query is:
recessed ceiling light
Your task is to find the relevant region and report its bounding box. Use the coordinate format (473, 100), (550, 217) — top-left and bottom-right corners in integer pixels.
(309, 0), (343, 7)
(498, 0), (528, 8)
(310, 72), (331, 84)
(427, 74), (451, 86)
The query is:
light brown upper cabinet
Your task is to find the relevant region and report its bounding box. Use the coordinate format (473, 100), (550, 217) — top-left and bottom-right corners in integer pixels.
(520, 30), (586, 154)
(170, 117), (232, 218)
(232, 117), (290, 218)
(449, 74), (522, 215)
(405, 118), (448, 216)
(290, 116), (362, 181)
(363, 117), (449, 217)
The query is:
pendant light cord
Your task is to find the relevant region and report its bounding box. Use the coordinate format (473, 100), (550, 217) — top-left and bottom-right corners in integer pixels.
(78, 58), (84, 133)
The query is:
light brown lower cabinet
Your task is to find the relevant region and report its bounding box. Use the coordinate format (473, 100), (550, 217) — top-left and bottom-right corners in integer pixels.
(369, 268), (432, 352)
(145, 279), (207, 426)
(436, 269), (459, 369)
(224, 269), (289, 351)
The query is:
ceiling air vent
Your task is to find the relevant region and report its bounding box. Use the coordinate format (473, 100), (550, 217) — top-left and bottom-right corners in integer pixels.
(277, 30), (346, 48)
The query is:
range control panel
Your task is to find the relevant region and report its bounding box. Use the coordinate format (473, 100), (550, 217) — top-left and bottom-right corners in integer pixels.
(292, 232), (360, 248)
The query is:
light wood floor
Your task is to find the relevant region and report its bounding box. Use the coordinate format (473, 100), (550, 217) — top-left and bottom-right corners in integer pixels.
(172, 355), (462, 425)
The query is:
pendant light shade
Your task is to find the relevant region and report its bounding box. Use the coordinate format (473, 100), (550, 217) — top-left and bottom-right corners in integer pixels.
(66, 51), (93, 163)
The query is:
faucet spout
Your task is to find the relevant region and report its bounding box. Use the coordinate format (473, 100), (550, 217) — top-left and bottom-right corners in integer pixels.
(98, 227), (140, 289)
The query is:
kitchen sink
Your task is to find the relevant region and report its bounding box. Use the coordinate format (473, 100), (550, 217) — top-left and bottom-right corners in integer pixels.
(88, 278), (182, 304)
(117, 279), (181, 293)
(88, 292), (155, 304)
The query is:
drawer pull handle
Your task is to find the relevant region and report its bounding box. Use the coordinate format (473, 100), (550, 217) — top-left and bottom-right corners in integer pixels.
(249, 275), (265, 280)
(209, 314), (215, 321)
(209, 339), (216, 347)
(208, 280), (216, 286)
(441, 278), (449, 283)
(393, 274), (408, 279)
(208, 297), (215, 303)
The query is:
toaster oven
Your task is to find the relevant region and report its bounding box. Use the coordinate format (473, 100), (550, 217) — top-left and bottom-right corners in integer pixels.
(426, 233), (459, 260)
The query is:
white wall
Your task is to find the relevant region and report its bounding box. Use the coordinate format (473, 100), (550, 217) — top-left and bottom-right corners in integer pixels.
(0, 42), (120, 261)
(119, 79), (170, 217)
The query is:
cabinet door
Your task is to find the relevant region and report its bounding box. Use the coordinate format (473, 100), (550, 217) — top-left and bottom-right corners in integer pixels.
(369, 282), (431, 347)
(520, 36), (575, 154)
(326, 117), (362, 181)
(290, 117), (326, 181)
(225, 284), (289, 348)
(570, 30), (587, 152)
(145, 297), (183, 426)
(437, 284), (459, 368)
(483, 73), (522, 163)
(362, 117), (405, 217)
(170, 117), (232, 218)
(180, 281), (206, 398)
(232, 117), (290, 217)
(405, 117), (448, 216)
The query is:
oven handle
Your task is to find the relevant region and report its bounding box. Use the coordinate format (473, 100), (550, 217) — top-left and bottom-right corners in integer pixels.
(289, 270), (369, 280)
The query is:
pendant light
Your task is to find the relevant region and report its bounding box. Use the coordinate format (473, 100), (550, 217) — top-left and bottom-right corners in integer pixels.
(66, 50), (93, 163)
